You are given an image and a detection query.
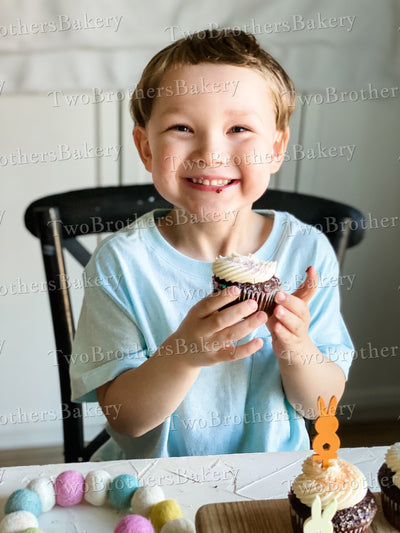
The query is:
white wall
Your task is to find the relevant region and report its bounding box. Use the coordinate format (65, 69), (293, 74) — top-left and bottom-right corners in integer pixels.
(0, 0), (399, 451)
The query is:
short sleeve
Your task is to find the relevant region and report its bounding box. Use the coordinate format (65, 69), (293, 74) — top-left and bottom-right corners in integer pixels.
(69, 256), (148, 403)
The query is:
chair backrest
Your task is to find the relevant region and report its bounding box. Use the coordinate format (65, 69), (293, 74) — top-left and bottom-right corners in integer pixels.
(24, 184), (365, 462)
(253, 189), (364, 264)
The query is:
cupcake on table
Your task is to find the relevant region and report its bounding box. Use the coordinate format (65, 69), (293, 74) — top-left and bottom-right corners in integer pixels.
(378, 442), (400, 530)
(288, 396), (378, 533)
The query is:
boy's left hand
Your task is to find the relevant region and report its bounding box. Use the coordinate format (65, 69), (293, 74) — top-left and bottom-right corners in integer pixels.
(267, 266), (318, 359)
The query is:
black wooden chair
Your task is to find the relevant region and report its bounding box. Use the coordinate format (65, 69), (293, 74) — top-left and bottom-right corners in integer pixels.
(24, 184), (365, 462)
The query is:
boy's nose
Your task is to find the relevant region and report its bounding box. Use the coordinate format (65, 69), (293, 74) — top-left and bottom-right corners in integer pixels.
(190, 140), (228, 168)
(192, 152), (225, 168)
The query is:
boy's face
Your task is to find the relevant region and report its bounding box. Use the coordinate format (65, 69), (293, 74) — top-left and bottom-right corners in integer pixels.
(134, 63), (289, 218)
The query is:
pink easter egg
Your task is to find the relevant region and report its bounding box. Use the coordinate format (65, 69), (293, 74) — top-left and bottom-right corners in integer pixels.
(55, 470), (85, 507)
(115, 514), (155, 533)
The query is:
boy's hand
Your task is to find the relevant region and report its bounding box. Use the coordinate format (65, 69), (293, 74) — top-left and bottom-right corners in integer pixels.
(169, 286), (267, 367)
(267, 266), (318, 360)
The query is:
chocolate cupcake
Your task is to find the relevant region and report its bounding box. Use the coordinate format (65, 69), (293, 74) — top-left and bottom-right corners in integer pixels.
(289, 456), (377, 533)
(378, 442), (400, 529)
(212, 252), (281, 314)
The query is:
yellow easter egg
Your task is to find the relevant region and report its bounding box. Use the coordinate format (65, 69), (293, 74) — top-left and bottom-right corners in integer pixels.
(150, 499), (183, 532)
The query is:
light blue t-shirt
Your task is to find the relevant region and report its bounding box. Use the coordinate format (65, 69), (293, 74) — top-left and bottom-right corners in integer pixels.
(70, 209), (353, 460)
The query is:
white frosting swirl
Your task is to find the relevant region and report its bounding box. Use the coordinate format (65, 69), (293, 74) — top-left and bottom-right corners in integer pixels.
(292, 456), (368, 511)
(212, 252), (276, 283)
(385, 442), (400, 489)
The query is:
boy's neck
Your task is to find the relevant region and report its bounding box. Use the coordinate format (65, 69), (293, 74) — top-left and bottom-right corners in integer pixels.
(155, 208), (274, 262)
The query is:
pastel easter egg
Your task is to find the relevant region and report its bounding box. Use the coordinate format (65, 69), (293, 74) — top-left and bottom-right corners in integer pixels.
(160, 518), (195, 532)
(0, 511), (38, 533)
(150, 500), (183, 532)
(130, 486), (165, 517)
(5, 489), (41, 517)
(55, 470), (85, 506)
(84, 470), (112, 506)
(114, 514), (155, 533)
(109, 474), (140, 509)
(27, 477), (55, 512)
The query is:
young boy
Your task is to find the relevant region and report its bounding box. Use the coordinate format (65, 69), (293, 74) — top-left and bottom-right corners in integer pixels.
(70, 29), (353, 460)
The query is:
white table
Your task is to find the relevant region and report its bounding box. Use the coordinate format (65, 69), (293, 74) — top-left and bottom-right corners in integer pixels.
(0, 447), (388, 532)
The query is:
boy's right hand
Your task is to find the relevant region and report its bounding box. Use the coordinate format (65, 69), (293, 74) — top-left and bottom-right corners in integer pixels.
(167, 286), (267, 367)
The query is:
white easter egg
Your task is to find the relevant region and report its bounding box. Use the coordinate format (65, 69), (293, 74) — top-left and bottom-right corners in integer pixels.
(160, 517), (195, 533)
(0, 510), (39, 533)
(84, 470), (112, 506)
(130, 485), (165, 517)
(28, 476), (56, 512)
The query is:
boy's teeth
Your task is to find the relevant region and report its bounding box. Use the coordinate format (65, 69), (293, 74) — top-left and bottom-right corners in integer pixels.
(190, 178), (232, 185)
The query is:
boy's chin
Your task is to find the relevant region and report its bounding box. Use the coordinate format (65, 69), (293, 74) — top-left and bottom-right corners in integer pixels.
(165, 205), (241, 226)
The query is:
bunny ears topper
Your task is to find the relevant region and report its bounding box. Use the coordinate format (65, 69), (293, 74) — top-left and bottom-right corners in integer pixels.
(312, 396), (341, 469)
(303, 396), (340, 531)
(303, 494), (338, 533)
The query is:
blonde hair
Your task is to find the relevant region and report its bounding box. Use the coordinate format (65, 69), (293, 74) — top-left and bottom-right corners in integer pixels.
(130, 29), (295, 130)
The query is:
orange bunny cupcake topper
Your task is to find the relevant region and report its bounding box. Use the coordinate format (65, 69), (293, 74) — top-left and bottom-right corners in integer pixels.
(312, 396), (340, 468)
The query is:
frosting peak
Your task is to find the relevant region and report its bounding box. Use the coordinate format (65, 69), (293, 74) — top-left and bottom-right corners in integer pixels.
(385, 442), (400, 489)
(292, 456), (368, 511)
(212, 252), (276, 283)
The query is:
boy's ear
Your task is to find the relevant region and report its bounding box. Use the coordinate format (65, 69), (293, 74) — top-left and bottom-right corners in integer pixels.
(270, 128), (290, 174)
(133, 126), (152, 172)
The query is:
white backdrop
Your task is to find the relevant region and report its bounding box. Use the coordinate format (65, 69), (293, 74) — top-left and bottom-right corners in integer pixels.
(0, 0), (399, 92)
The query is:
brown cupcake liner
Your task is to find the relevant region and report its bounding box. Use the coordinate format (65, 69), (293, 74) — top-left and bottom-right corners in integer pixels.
(238, 286), (278, 314)
(212, 275), (280, 314)
(289, 490), (377, 533)
(290, 506), (375, 533)
(289, 505), (305, 533)
(381, 492), (400, 530)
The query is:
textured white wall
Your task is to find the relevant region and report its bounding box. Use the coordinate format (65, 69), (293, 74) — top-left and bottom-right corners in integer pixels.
(0, 0), (399, 91)
(0, 0), (399, 450)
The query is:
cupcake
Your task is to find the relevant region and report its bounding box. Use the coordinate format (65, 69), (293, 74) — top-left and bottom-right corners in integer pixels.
(212, 252), (281, 314)
(378, 442), (400, 529)
(288, 455), (377, 533)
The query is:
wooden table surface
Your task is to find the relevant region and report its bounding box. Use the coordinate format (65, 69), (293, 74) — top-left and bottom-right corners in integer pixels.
(195, 493), (397, 532)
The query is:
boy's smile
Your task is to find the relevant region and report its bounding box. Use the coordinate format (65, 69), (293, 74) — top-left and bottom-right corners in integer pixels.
(185, 176), (239, 194)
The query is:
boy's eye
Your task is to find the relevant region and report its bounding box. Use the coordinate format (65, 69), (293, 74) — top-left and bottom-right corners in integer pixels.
(229, 126), (248, 133)
(168, 124), (191, 132)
